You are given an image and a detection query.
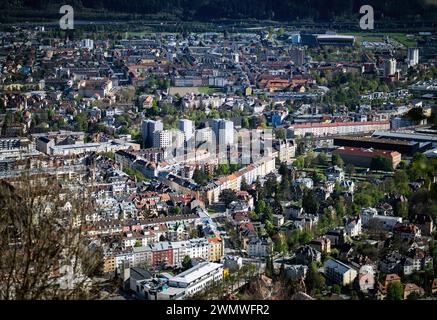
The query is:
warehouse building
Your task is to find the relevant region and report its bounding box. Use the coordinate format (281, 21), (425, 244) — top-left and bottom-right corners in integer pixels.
(333, 136), (430, 156)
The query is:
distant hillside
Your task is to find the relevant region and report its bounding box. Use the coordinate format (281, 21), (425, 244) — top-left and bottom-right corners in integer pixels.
(1, 0), (437, 22)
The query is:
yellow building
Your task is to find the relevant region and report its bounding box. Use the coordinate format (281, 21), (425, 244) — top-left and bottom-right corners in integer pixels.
(208, 236), (224, 262)
(245, 86), (253, 96)
(103, 255), (116, 274)
(223, 268), (230, 279)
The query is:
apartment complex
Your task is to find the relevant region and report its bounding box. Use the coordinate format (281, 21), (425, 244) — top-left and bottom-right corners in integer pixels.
(131, 236), (224, 269)
(287, 121), (390, 138)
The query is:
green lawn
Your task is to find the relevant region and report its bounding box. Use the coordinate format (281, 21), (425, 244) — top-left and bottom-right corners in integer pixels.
(127, 31), (148, 37)
(198, 86), (223, 94)
(343, 31), (417, 47)
(389, 33), (418, 47)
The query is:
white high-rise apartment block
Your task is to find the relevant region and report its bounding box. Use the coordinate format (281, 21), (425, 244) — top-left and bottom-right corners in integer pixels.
(80, 39), (94, 50)
(211, 119), (234, 146)
(153, 130), (184, 149)
(178, 119), (194, 142)
(142, 119), (163, 147)
(384, 58), (397, 76)
(195, 128), (214, 145)
(407, 48), (419, 67)
(290, 47), (305, 66)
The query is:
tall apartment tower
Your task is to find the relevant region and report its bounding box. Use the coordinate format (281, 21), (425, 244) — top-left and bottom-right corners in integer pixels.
(178, 119), (194, 142)
(211, 119), (234, 146)
(384, 58), (397, 76)
(80, 39), (94, 50)
(407, 48), (419, 67)
(290, 47), (305, 67)
(141, 119), (163, 148)
(153, 130), (185, 149)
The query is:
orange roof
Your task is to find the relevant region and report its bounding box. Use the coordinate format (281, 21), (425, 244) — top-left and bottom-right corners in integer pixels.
(207, 236), (222, 243)
(385, 273), (401, 283)
(293, 120), (389, 129)
(160, 194), (171, 201)
(334, 146), (400, 158)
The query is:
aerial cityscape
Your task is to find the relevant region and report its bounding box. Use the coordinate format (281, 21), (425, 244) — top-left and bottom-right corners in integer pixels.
(1, 0), (437, 303)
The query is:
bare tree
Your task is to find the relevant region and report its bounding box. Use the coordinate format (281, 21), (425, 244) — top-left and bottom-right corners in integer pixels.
(0, 178), (102, 300)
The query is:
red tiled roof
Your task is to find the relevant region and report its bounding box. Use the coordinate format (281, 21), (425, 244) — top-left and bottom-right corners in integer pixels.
(334, 146), (400, 158)
(292, 120), (389, 129)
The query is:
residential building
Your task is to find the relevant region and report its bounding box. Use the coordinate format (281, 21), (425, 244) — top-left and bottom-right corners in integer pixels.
(344, 216), (362, 237)
(384, 58), (397, 76)
(285, 265), (308, 281)
(324, 259), (357, 286)
(178, 119), (194, 142)
(80, 39), (94, 50)
(221, 255), (243, 271)
(287, 121), (390, 138)
(325, 166), (345, 182)
(274, 140), (296, 164)
(141, 119), (163, 148)
(78, 79), (112, 98)
(407, 48), (419, 67)
(211, 119), (234, 146)
(295, 245), (321, 265)
(309, 237), (331, 254)
(404, 283), (424, 300)
(153, 129), (185, 149)
(248, 237), (273, 258)
(357, 265), (375, 293)
(290, 47), (305, 66)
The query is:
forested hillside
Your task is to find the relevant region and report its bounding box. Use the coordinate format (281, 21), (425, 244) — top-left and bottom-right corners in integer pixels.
(1, 0), (437, 22)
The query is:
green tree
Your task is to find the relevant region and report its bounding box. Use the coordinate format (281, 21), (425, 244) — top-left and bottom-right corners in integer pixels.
(74, 112), (88, 132)
(304, 151), (316, 168)
(332, 153), (344, 168)
(216, 163), (230, 176)
(262, 204), (274, 224)
(275, 128), (286, 140)
(313, 172), (326, 184)
(241, 117), (250, 129)
(294, 156), (305, 169)
(265, 255), (274, 278)
(255, 200), (267, 216)
(331, 284), (341, 294)
(386, 282), (404, 300)
(274, 232), (288, 254)
(169, 206), (182, 215)
(249, 211), (259, 221)
(182, 255), (192, 270)
(306, 262), (325, 293)
(404, 107), (427, 122)
(264, 220), (274, 233)
(241, 176), (249, 191)
(407, 291), (420, 300)
(317, 151), (328, 166)
(302, 190), (320, 214)
(219, 189), (238, 207)
(193, 168), (209, 186)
